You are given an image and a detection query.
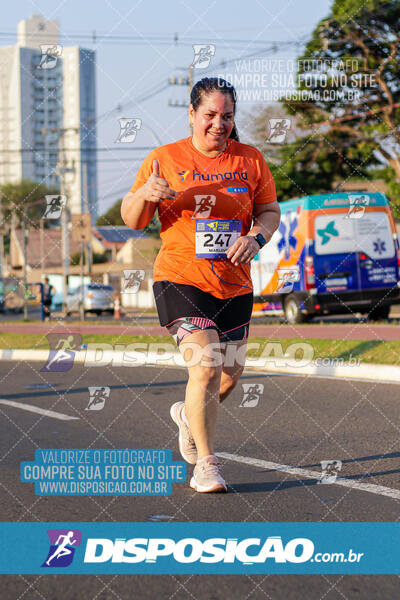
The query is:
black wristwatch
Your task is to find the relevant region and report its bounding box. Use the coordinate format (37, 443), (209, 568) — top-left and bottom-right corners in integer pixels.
(252, 233), (267, 248)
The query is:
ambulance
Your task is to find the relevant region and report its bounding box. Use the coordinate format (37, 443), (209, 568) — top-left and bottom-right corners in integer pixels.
(251, 192), (400, 323)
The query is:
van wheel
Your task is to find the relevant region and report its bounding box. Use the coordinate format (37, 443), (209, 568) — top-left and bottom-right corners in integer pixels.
(368, 305), (390, 321)
(284, 295), (305, 324)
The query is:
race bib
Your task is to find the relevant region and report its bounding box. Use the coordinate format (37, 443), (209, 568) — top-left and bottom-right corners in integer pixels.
(195, 219), (242, 259)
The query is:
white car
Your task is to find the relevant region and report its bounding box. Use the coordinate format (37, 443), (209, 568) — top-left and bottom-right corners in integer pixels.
(66, 284), (115, 316)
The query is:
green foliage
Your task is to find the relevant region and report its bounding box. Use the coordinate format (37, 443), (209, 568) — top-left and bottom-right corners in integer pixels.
(70, 251), (108, 266)
(251, 0), (400, 202)
(96, 199), (124, 226)
(0, 179), (59, 227)
(143, 214), (161, 238)
(96, 198), (160, 237)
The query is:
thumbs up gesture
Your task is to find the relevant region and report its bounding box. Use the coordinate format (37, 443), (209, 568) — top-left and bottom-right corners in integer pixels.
(144, 159), (177, 203)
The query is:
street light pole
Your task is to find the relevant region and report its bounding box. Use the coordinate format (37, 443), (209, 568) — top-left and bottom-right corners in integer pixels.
(22, 214), (28, 320)
(45, 126), (79, 313)
(0, 188), (4, 279)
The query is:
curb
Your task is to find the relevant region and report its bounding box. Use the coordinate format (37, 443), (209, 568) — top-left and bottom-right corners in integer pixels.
(1, 348), (400, 384)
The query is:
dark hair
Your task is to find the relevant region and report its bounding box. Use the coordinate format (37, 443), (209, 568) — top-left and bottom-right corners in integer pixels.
(190, 77), (239, 141)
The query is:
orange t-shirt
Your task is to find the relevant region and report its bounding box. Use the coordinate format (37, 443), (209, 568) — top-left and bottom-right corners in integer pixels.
(129, 136), (276, 299)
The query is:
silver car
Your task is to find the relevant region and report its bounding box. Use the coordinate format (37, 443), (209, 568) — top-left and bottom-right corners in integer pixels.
(66, 283), (115, 316)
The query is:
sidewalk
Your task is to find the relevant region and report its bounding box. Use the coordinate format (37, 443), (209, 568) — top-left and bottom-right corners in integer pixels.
(1, 347), (400, 384)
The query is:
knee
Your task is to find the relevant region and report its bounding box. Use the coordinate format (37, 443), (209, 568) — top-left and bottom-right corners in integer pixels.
(190, 365), (221, 388)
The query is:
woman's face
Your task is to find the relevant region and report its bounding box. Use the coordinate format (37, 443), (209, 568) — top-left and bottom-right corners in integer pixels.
(189, 91), (235, 154)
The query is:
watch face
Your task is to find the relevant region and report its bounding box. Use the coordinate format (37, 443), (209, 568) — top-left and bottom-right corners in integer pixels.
(256, 234), (266, 247)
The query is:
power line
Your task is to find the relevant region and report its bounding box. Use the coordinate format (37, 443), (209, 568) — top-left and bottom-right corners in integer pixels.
(0, 30), (308, 47)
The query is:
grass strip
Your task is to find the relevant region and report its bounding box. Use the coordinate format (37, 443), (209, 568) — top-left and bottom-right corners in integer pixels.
(0, 333), (399, 365)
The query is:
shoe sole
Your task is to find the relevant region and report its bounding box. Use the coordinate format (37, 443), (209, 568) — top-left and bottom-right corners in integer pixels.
(189, 476), (227, 493)
(170, 403), (197, 465)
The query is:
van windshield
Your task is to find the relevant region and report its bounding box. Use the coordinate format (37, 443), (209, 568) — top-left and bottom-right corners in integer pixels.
(314, 211), (395, 258)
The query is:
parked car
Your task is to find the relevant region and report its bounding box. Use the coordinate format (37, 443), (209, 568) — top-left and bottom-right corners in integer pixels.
(251, 192), (400, 323)
(66, 283), (115, 316)
(0, 278), (24, 314)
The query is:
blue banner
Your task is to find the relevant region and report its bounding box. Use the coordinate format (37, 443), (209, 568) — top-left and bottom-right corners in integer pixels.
(20, 449), (186, 496)
(0, 522), (398, 574)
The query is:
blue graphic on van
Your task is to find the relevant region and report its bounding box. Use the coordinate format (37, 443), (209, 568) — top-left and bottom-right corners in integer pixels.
(317, 221), (339, 245)
(277, 209), (299, 259)
(373, 238), (386, 255)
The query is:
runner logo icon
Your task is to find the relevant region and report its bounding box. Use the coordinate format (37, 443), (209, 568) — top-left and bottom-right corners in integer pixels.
(192, 195), (216, 219)
(42, 529), (82, 567)
(41, 334), (82, 372)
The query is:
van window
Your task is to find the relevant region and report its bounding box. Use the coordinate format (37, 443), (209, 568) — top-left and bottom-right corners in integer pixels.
(315, 212), (395, 259)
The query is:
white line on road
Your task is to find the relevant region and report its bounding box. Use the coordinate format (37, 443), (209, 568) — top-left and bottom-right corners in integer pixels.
(0, 399), (79, 421)
(217, 452), (400, 501)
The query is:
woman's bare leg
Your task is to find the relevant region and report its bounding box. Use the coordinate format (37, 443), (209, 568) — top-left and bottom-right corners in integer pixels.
(179, 328), (222, 459)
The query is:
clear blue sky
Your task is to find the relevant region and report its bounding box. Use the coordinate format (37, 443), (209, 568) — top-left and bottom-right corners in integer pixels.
(2, 0), (332, 214)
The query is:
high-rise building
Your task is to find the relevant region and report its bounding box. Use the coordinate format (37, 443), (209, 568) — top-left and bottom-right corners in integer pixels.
(0, 14), (97, 218)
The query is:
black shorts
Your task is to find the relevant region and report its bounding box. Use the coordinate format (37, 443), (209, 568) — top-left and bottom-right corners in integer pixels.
(153, 281), (253, 344)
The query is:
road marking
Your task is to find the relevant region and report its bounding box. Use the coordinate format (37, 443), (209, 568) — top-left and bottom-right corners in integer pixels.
(217, 452), (400, 501)
(0, 399), (79, 421)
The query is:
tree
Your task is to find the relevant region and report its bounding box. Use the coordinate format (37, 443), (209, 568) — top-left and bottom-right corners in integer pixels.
(0, 179), (60, 255)
(0, 179), (59, 226)
(96, 197), (161, 237)
(252, 0), (400, 208)
(96, 199), (124, 226)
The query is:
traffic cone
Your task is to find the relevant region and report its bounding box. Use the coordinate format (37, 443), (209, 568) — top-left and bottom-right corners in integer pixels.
(114, 295), (121, 319)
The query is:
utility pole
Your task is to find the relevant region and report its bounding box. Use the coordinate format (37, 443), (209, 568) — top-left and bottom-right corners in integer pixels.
(0, 187), (4, 279)
(44, 126), (79, 312)
(58, 130), (69, 312)
(82, 161), (92, 276)
(22, 214), (28, 320)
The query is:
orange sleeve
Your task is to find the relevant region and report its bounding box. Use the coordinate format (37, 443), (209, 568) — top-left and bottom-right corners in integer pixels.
(254, 152), (277, 205)
(129, 150), (157, 195)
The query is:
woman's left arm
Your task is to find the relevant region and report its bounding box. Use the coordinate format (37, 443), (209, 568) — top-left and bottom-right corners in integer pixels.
(226, 201), (281, 266)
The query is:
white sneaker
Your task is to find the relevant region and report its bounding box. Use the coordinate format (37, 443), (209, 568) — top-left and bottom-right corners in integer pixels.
(190, 455), (227, 493)
(170, 401), (197, 464)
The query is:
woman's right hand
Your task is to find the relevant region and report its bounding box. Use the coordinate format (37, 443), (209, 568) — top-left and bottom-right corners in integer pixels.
(143, 160), (177, 202)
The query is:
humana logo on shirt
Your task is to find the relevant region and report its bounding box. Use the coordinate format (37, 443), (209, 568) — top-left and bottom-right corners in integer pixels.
(179, 169), (248, 182)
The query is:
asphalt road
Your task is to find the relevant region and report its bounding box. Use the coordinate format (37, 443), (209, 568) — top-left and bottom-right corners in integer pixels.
(0, 361), (399, 599)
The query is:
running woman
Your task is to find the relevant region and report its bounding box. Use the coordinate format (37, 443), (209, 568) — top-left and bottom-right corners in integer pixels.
(122, 77), (280, 493)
